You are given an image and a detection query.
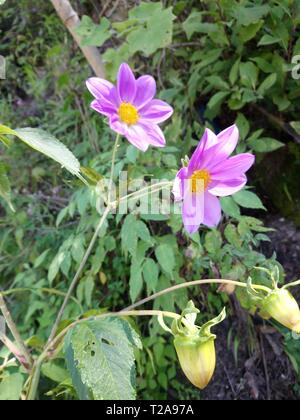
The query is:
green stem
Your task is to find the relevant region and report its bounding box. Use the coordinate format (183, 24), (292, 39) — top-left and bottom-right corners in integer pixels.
(0, 293), (32, 369)
(122, 279), (271, 312)
(283, 279), (300, 289)
(47, 206), (111, 345)
(107, 133), (120, 204)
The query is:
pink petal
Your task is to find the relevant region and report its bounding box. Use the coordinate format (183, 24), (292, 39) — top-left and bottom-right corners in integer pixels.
(91, 99), (116, 117)
(138, 122), (166, 147)
(109, 114), (127, 136)
(203, 192), (222, 228)
(196, 124), (240, 171)
(188, 128), (218, 175)
(125, 124), (151, 152)
(139, 99), (173, 123)
(173, 167), (188, 201)
(86, 78), (114, 100)
(117, 63), (137, 103)
(210, 153), (255, 181)
(208, 176), (247, 197)
(134, 75), (156, 109)
(182, 182), (205, 234)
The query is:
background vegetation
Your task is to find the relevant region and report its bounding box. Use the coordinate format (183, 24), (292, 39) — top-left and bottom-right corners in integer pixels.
(0, 0), (300, 400)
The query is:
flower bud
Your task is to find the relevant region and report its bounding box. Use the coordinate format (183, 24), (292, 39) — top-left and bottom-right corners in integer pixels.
(174, 335), (216, 390)
(158, 301), (226, 390)
(261, 289), (300, 333)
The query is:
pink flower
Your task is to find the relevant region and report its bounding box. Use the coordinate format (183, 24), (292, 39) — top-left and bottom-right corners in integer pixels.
(86, 63), (173, 152)
(173, 125), (255, 233)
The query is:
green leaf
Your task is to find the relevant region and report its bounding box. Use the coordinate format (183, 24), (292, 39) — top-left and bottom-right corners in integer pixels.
(238, 20), (263, 42)
(232, 190), (266, 210)
(239, 62), (259, 89)
(0, 162), (14, 211)
(0, 373), (24, 400)
(235, 113), (250, 140)
(207, 91), (229, 110)
(129, 261), (143, 302)
(76, 16), (111, 47)
(143, 258), (159, 293)
(204, 230), (222, 254)
(182, 11), (203, 39)
(121, 214), (138, 257)
(42, 362), (69, 383)
(257, 73), (277, 95)
(220, 196), (241, 218)
(234, 5), (270, 26)
(247, 137), (284, 153)
(64, 318), (141, 400)
(229, 58), (241, 86)
(155, 244), (175, 277)
(126, 3), (175, 56)
(258, 34), (281, 46)
(224, 224), (242, 249)
(0, 125), (82, 180)
(290, 121), (300, 135)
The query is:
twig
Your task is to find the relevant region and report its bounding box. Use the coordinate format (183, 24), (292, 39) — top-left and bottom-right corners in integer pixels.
(259, 331), (271, 400)
(0, 294), (32, 369)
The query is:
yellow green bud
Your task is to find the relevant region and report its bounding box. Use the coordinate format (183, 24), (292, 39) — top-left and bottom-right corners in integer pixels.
(174, 335), (216, 390)
(158, 301), (226, 390)
(261, 288), (300, 333)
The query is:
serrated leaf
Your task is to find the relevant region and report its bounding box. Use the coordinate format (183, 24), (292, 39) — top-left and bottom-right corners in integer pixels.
(221, 196), (241, 219)
(121, 214), (138, 257)
(76, 16), (111, 47)
(0, 125), (82, 180)
(64, 318), (141, 400)
(155, 243), (175, 277)
(143, 258), (159, 293)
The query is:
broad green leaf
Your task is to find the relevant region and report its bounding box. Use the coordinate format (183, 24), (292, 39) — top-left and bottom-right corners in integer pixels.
(239, 62), (259, 89)
(257, 73), (277, 95)
(220, 196), (241, 219)
(0, 373), (24, 400)
(0, 125), (82, 180)
(121, 214), (138, 257)
(155, 243), (175, 277)
(232, 190), (266, 210)
(238, 20), (263, 42)
(207, 91), (229, 110)
(224, 224), (242, 249)
(234, 5), (270, 25)
(247, 137), (284, 153)
(42, 362), (69, 383)
(258, 34), (281, 46)
(126, 3), (175, 56)
(229, 58), (241, 86)
(182, 11), (203, 39)
(235, 113), (250, 140)
(14, 128), (81, 178)
(143, 258), (159, 293)
(64, 318), (141, 400)
(129, 261), (143, 302)
(204, 230), (222, 254)
(76, 16), (111, 47)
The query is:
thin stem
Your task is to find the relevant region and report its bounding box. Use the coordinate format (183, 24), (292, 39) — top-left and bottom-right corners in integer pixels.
(107, 133), (120, 204)
(47, 206), (111, 344)
(122, 279), (271, 312)
(0, 293), (32, 369)
(47, 134), (120, 344)
(283, 279), (300, 289)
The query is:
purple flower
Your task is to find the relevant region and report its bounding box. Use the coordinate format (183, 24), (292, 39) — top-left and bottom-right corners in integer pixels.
(86, 63), (173, 152)
(173, 125), (255, 233)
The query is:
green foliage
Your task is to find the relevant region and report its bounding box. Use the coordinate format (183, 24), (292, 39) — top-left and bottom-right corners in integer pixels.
(64, 317), (141, 400)
(0, 0), (299, 401)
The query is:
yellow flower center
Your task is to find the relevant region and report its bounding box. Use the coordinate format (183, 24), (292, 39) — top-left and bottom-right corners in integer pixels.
(190, 169), (211, 193)
(118, 102), (139, 125)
